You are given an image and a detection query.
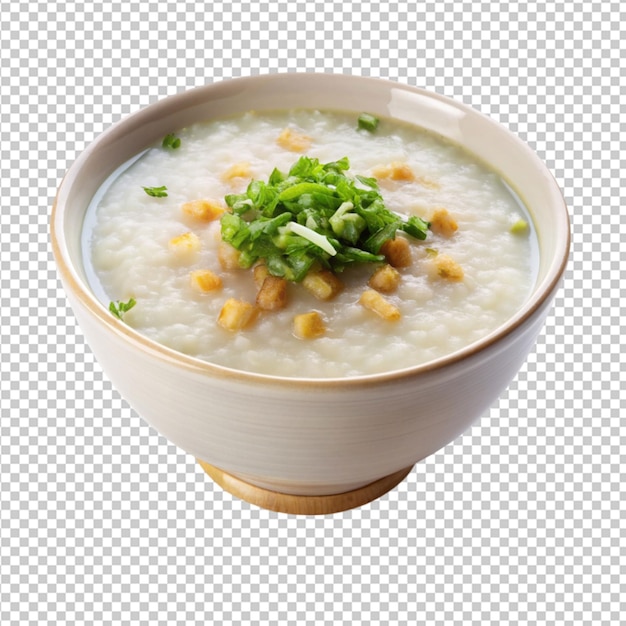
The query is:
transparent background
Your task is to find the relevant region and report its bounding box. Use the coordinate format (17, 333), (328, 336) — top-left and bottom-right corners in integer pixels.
(1, 2), (623, 624)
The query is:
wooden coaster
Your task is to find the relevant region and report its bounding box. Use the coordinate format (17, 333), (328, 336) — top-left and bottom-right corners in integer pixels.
(197, 460), (413, 515)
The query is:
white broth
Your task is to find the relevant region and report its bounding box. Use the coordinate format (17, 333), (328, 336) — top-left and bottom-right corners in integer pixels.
(83, 109), (536, 378)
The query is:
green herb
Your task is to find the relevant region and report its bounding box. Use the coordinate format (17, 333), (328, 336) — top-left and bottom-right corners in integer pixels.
(220, 156), (429, 282)
(109, 298), (136, 321)
(357, 113), (380, 132)
(142, 185), (168, 197)
(162, 133), (181, 149)
(510, 218), (529, 235)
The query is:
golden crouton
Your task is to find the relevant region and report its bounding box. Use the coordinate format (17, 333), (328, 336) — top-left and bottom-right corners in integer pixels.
(168, 231), (201, 259)
(302, 269), (343, 301)
(380, 237), (412, 268)
(189, 269), (223, 293)
(253, 263), (270, 289)
(371, 163), (439, 189)
(217, 241), (242, 270)
(221, 162), (251, 183)
(368, 264), (401, 293)
(256, 275), (288, 311)
(293, 311), (326, 340)
(181, 199), (225, 222)
(371, 162), (415, 182)
(359, 289), (401, 321)
(276, 127), (312, 152)
(429, 208), (458, 238)
(217, 298), (258, 331)
(429, 253), (464, 282)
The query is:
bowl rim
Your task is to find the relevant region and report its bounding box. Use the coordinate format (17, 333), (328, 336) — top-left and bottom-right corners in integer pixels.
(50, 72), (570, 388)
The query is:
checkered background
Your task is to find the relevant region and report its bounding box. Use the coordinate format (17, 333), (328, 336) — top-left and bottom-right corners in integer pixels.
(1, 1), (622, 624)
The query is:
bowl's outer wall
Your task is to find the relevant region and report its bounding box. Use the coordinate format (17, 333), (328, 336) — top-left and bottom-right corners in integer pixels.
(52, 74), (570, 495)
(62, 278), (557, 495)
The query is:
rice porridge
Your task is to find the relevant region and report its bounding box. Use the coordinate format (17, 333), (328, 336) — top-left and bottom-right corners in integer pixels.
(83, 109), (536, 378)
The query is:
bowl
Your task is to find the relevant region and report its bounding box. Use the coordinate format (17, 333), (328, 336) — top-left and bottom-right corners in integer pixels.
(51, 74), (570, 514)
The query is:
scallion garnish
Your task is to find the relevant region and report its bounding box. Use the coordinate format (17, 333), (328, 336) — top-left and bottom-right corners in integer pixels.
(109, 298), (136, 321)
(162, 133), (181, 149)
(357, 113), (380, 132)
(142, 185), (168, 197)
(220, 156), (429, 282)
(510, 219), (529, 235)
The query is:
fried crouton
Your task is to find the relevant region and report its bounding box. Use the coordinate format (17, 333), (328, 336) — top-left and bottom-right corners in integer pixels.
(302, 269), (343, 301)
(276, 127), (312, 152)
(368, 264), (401, 293)
(371, 162), (415, 182)
(380, 237), (412, 268)
(293, 311), (326, 339)
(359, 289), (401, 321)
(190, 269), (223, 293)
(429, 253), (464, 282)
(429, 208), (458, 238)
(181, 199), (225, 222)
(221, 162), (251, 183)
(168, 231), (201, 259)
(217, 298), (259, 331)
(371, 163), (440, 189)
(256, 275), (288, 311)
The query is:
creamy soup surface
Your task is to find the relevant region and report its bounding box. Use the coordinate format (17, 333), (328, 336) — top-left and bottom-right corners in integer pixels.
(84, 109), (536, 378)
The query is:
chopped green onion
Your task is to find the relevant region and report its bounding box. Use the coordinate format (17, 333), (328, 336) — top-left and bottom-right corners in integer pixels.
(142, 185), (168, 197)
(510, 219), (529, 235)
(357, 113), (380, 132)
(162, 133), (181, 149)
(220, 156), (429, 282)
(109, 298), (136, 321)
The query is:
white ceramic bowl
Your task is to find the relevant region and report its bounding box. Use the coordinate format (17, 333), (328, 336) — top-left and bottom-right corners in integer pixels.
(51, 74), (569, 512)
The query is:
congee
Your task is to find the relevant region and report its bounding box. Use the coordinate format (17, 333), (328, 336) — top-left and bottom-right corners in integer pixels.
(83, 109), (536, 378)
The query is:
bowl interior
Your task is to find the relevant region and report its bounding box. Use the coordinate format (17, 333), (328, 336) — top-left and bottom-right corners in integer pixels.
(52, 74), (569, 380)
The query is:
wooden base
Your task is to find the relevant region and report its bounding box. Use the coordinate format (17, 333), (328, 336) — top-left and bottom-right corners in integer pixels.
(197, 460), (413, 515)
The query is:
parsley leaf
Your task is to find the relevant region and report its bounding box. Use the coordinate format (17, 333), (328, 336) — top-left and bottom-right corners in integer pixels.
(109, 298), (136, 321)
(220, 156), (430, 282)
(142, 185), (168, 197)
